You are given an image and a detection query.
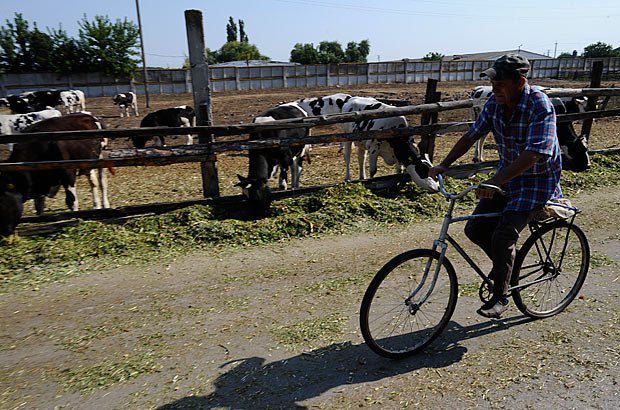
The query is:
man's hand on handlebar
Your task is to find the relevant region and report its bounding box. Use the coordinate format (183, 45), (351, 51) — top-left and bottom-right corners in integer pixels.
(476, 177), (503, 199)
(429, 164), (449, 181)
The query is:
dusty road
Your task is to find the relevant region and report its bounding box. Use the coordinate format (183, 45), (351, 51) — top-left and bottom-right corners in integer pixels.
(1, 185), (618, 409)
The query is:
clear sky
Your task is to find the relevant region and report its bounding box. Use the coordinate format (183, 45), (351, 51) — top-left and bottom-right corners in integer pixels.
(1, 0), (619, 68)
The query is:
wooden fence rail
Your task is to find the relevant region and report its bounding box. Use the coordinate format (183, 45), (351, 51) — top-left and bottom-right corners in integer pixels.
(1, 87), (619, 147)
(1, 108), (619, 173)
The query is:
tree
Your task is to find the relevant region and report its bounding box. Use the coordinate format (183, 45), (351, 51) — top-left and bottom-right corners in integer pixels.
(317, 41), (345, 64)
(239, 19), (248, 43)
(557, 52), (574, 58)
(226, 17), (238, 42)
(78, 14), (140, 78)
(344, 40), (370, 62)
(216, 41), (269, 63)
(582, 42), (618, 58)
(290, 43), (321, 64)
(422, 51), (444, 61)
(0, 13), (55, 72)
(48, 26), (86, 73)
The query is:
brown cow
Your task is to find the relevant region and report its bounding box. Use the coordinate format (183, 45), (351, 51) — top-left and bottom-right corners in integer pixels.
(0, 113), (110, 236)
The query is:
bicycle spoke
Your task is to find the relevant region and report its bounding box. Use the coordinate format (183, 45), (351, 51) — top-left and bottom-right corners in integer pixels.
(361, 250), (457, 357)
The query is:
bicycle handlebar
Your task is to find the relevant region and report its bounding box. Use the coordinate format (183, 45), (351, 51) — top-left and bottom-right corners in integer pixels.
(437, 174), (505, 200)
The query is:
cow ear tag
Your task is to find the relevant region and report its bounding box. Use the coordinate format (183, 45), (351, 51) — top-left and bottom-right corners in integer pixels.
(6, 183), (14, 190)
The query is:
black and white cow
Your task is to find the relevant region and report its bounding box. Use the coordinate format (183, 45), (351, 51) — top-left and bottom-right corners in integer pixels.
(236, 104), (310, 216)
(0, 98), (8, 108)
(470, 85), (591, 171)
(0, 113), (111, 236)
(340, 96), (438, 192)
(112, 92), (139, 117)
(0, 109), (63, 152)
(293, 93), (353, 116)
(4, 90), (63, 114)
(60, 90), (86, 114)
(4, 94), (34, 114)
(132, 105), (196, 148)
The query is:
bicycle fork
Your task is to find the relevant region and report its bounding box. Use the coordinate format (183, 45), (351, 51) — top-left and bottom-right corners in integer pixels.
(404, 199), (457, 311)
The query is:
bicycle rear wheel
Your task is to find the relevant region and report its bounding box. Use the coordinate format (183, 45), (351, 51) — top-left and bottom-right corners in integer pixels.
(359, 249), (458, 359)
(511, 220), (590, 318)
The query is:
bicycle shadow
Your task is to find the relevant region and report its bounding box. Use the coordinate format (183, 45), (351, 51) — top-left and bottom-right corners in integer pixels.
(159, 314), (533, 410)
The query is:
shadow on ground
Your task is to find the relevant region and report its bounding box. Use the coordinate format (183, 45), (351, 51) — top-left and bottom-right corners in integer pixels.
(159, 314), (534, 409)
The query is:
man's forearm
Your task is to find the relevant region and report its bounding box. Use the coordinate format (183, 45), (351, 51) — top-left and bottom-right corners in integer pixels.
(492, 151), (543, 185)
(439, 135), (476, 167)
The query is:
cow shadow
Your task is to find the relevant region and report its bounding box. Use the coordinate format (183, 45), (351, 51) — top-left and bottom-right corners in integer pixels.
(159, 315), (533, 409)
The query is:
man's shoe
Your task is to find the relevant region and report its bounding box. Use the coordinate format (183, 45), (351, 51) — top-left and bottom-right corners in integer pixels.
(477, 298), (509, 319)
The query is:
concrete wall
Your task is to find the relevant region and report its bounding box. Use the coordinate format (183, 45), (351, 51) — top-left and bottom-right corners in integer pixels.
(2, 57), (619, 98)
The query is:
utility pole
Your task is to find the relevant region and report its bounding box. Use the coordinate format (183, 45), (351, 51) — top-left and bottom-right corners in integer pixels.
(377, 55), (380, 62)
(135, 0), (150, 108)
(553, 41), (558, 58)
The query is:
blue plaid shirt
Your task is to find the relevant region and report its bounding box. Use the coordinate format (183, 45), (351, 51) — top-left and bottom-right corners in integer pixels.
(465, 84), (563, 212)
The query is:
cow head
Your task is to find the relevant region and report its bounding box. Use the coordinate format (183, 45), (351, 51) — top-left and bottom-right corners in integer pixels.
(406, 153), (439, 193)
(7, 95), (33, 114)
(560, 131), (591, 172)
(0, 98), (8, 107)
(236, 174), (272, 217)
(0, 176), (25, 237)
(131, 135), (150, 149)
(112, 94), (124, 106)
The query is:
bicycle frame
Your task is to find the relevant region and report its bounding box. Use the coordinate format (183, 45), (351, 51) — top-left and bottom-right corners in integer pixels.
(405, 175), (580, 306)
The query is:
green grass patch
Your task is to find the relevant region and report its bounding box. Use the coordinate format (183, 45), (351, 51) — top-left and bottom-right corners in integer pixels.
(303, 271), (375, 293)
(459, 282), (481, 297)
(271, 313), (348, 346)
(55, 352), (161, 393)
(2, 153), (619, 292)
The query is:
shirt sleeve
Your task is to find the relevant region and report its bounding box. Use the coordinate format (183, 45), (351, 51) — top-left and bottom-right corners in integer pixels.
(525, 97), (557, 157)
(464, 98), (492, 142)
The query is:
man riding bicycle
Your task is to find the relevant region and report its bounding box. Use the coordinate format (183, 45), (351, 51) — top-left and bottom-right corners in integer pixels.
(429, 54), (563, 319)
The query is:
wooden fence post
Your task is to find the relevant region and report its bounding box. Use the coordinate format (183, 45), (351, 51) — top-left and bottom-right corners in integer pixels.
(185, 9), (220, 198)
(580, 61), (604, 142)
(418, 79), (440, 161)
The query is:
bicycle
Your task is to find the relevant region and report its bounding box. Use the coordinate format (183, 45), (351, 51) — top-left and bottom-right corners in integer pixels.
(359, 174), (590, 359)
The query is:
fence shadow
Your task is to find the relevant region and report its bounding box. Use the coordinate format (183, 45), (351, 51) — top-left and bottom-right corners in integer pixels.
(159, 314), (533, 409)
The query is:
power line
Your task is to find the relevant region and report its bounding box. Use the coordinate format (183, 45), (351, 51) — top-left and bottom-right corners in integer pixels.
(146, 53), (186, 58)
(273, 0), (619, 21)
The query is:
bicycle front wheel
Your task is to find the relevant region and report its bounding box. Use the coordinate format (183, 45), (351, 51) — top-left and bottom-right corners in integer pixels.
(359, 249), (458, 359)
(512, 220), (590, 318)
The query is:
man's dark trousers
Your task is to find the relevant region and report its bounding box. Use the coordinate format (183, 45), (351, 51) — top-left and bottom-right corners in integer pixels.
(464, 195), (536, 299)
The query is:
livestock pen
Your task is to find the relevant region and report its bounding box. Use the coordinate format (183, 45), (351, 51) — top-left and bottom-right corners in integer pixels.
(1, 11), (619, 234)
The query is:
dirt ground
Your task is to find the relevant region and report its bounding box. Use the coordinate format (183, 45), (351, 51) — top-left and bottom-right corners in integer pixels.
(0, 184), (618, 409)
(1, 79), (618, 216)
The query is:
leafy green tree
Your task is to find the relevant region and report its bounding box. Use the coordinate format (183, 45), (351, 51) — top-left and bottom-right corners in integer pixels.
(226, 17), (238, 42)
(216, 41), (268, 63)
(422, 51), (444, 61)
(78, 14), (140, 78)
(582, 42), (618, 58)
(317, 41), (345, 64)
(0, 13), (55, 72)
(183, 47), (218, 68)
(344, 40), (370, 62)
(558, 52), (574, 58)
(49, 26), (86, 73)
(29, 25), (54, 71)
(239, 19), (248, 43)
(290, 43), (321, 64)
